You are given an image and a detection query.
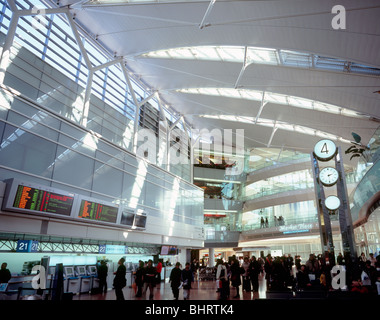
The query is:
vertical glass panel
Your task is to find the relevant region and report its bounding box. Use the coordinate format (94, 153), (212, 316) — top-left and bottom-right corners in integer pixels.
(95, 141), (124, 170)
(7, 111), (59, 142)
(52, 145), (94, 189)
(58, 123), (97, 157)
(145, 182), (163, 210)
(92, 161), (123, 198)
(0, 123), (56, 179)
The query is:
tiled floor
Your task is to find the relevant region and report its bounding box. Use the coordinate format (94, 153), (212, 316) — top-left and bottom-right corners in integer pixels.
(73, 275), (268, 300)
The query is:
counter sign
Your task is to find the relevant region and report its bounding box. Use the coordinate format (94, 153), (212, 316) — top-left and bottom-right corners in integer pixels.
(16, 240), (39, 252)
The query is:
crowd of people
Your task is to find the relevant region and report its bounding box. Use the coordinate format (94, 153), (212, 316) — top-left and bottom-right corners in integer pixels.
(214, 252), (380, 299)
(1, 252), (379, 300)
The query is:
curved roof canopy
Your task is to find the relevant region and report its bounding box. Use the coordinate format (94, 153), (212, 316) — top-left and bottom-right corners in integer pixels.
(53, 0), (380, 160)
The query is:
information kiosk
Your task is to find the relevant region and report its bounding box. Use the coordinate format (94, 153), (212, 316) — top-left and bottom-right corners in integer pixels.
(76, 266), (91, 293)
(64, 266), (80, 294)
(87, 265), (99, 291)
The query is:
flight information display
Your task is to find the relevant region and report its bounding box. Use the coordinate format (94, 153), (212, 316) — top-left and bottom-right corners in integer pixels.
(12, 185), (74, 216)
(78, 199), (118, 223)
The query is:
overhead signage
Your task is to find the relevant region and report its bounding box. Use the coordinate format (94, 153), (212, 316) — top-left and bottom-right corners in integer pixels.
(78, 199), (119, 224)
(16, 240), (39, 253)
(99, 244), (127, 254)
(3, 179), (75, 216)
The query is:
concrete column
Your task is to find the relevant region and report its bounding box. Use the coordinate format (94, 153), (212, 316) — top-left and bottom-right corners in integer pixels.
(209, 248), (215, 267)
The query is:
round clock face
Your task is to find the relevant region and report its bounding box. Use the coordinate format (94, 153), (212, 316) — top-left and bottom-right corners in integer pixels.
(313, 139), (337, 161)
(325, 195), (341, 211)
(319, 167), (339, 187)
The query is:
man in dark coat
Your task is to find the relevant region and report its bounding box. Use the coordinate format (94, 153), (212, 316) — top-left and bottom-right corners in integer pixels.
(98, 260), (108, 294)
(249, 256), (261, 292)
(181, 262), (194, 300)
(0, 263), (11, 283)
(169, 262), (182, 300)
(113, 258), (126, 300)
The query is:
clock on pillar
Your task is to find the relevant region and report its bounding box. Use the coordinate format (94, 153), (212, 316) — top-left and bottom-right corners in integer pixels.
(311, 139), (356, 260)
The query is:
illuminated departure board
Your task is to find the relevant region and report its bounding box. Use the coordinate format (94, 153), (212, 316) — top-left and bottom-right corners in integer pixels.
(12, 185), (74, 216)
(78, 199), (118, 223)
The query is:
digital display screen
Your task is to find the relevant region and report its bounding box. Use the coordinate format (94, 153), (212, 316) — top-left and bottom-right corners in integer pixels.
(78, 200), (118, 223)
(134, 214), (147, 228)
(160, 245), (177, 255)
(160, 245), (169, 255)
(77, 266), (86, 275)
(12, 185), (74, 216)
(120, 210), (135, 226)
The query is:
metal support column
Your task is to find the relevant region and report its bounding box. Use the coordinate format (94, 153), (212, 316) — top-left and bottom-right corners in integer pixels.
(311, 153), (335, 255)
(335, 147), (357, 259)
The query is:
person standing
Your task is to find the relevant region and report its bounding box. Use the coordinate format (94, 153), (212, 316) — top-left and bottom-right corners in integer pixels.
(0, 263), (11, 284)
(113, 258), (126, 300)
(216, 259), (229, 300)
(241, 257), (251, 292)
(134, 260), (145, 298)
(169, 262), (182, 300)
(181, 262), (194, 300)
(230, 258), (242, 298)
(142, 259), (157, 300)
(249, 256), (260, 292)
(98, 260), (108, 294)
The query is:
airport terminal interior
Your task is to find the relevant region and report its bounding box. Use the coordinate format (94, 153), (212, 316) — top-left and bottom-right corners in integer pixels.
(0, 0), (379, 302)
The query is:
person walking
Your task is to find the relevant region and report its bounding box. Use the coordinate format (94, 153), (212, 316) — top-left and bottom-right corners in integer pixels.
(113, 258), (126, 300)
(169, 262), (182, 300)
(181, 262), (194, 300)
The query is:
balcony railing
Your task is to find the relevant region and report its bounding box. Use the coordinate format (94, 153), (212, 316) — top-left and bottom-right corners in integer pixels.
(242, 213), (338, 232)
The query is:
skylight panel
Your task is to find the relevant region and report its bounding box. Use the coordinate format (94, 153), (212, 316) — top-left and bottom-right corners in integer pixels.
(264, 92), (288, 105)
(313, 102), (339, 114)
(194, 47), (220, 60)
(287, 96), (313, 110)
(217, 46), (245, 62)
(200, 114), (347, 143)
(280, 50), (312, 68)
(141, 45), (380, 76)
(177, 87), (371, 120)
(248, 47), (278, 65)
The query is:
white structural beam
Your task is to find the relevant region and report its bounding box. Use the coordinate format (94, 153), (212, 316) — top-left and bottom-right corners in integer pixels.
(0, 11), (19, 84)
(138, 90), (157, 108)
(267, 121), (278, 148)
(199, 0), (216, 29)
(255, 91), (267, 124)
(234, 46), (249, 89)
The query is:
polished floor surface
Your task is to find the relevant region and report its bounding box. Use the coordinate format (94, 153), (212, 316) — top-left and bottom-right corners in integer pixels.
(73, 275), (267, 300)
